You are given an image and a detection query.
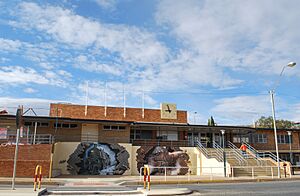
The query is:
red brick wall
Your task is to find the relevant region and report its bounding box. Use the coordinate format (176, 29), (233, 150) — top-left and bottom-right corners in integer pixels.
(0, 144), (52, 177)
(50, 103), (187, 123)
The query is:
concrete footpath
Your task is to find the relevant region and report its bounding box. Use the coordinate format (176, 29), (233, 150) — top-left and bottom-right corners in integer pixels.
(1, 175), (300, 196)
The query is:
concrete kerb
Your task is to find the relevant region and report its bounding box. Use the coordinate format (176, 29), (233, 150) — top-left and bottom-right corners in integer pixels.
(138, 187), (192, 196)
(2, 176), (300, 186)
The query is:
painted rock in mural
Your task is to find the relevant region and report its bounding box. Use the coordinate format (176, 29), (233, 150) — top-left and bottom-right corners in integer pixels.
(136, 146), (190, 175)
(67, 143), (129, 175)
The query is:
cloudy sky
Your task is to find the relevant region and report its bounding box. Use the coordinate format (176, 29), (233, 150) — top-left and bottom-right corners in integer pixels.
(0, 0), (299, 125)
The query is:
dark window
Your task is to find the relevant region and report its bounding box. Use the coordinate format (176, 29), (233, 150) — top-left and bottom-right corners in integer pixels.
(62, 123), (70, 128)
(277, 134), (292, 144)
(111, 126), (118, 130)
(54, 123), (62, 128)
(70, 124), (78, 128)
(119, 126), (126, 130)
(103, 125), (111, 130)
(24, 122), (32, 126)
(40, 122), (49, 127)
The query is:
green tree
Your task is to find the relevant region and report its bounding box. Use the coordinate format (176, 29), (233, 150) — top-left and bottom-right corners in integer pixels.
(208, 116), (216, 126)
(255, 116), (294, 129)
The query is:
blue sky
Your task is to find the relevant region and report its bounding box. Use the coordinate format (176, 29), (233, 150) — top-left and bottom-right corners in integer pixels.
(0, 0), (300, 125)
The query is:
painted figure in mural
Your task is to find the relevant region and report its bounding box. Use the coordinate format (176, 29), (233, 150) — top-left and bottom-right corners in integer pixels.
(136, 146), (190, 175)
(67, 143), (129, 175)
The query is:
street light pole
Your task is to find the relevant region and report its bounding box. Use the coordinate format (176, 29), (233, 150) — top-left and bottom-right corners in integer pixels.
(287, 131), (293, 164)
(194, 112), (197, 124)
(270, 90), (281, 178)
(270, 62), (296, 179)
(221, 129), (226, 177)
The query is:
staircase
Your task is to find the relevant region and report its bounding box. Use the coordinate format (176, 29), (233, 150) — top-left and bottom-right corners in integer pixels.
(196, 140), (286, 177)
(231, 142), (287, 177)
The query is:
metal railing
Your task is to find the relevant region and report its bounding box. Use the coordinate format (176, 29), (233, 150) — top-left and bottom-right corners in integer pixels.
(195, 139), (217, 160)
(226, 141), (247, 165)
(244, 142), (284, 163)
(0, 134), (53, 144)
(138, 165), (295, 182)
(131, 139), (191, 147)
(212, 141), (225, 162)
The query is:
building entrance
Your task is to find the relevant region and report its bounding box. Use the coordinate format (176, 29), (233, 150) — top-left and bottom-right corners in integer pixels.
(188, 132), (221, 147)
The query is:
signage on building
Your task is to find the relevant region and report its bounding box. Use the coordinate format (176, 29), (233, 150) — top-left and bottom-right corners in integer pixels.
(0, 128), (7, 139)
(161, 103), (177, 119)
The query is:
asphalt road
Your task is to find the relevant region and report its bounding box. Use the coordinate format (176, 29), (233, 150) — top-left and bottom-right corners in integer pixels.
(130, 181), (300, 195)
(2, 181), (300, 195)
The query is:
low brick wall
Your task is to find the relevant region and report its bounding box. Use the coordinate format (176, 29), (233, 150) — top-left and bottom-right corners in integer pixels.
(0, 144), (52, 177)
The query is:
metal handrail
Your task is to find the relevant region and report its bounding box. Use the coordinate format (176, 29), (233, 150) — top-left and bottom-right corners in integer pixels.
(196, 140), (224, 162)
(244, 142), (284, 163)
(195, 140), (211, 159)
(227, 141), (247, 165)
(212, 141), (225, 162)
(0, 133), (53, 144)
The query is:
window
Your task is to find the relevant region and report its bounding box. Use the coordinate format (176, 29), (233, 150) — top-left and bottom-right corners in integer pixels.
(233, 135), (249, 143)
(70, 124), (78, 128)
(233, 136), (240, 143)
(24, 121), (49, 127)
(62, 123), (70, 128)
(253, 134), (267, 143)
(103, 125), (126, 131)
(54, 123), (78, 129)
(277, 134), (292, 144)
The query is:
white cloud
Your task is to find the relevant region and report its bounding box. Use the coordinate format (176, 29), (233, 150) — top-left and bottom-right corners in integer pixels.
(0, 66), (69, 87)
(156, 0), (300, 76)
(0, 66), (49, 85)
(24, 88), (37, 94)
(211, 95), (271, 125)
(57, 70), (72, 78)
(12, 2), (168, 67)
(74, 55), (122, 76)
(94, 0), (116, 10)
(209, 95), (300, 125)
(0, 38), (22, 52)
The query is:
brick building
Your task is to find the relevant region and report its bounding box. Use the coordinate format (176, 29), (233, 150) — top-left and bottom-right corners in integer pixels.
(1, 102), (300, 169)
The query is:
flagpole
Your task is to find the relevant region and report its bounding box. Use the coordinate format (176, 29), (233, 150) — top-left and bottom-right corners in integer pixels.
(123, 85), (126, 118)
(84, 81), (89, 116)
(104, 83), (107, 117)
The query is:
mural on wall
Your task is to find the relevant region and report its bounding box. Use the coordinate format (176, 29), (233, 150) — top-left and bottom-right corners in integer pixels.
(136, 146), (190, 175)
(67, 143), (129, 175)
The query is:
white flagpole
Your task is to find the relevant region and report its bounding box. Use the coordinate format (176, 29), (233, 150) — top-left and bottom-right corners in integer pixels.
(142, 90), (145, 118)
(123, 85), (126, 118)
(104, 83), (107, 117)
(84, 81), (89, 116)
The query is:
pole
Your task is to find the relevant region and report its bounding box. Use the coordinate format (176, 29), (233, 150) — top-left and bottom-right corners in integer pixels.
(33, 121), (37, 144)
(142, 90), (145, 118)
(84, 81), (89, 116)
(12, 128), (20, 190)
(270, 90), (281, 178)
(222, 132), (226, 177)
(104, 83), (107, 117)
(123, 85), (126, 118)
(288, 132), (293, 164)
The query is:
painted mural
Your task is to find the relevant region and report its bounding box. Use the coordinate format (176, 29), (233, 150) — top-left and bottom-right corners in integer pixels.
(136, 146), (190, 175)
(67, 143), (129, 175)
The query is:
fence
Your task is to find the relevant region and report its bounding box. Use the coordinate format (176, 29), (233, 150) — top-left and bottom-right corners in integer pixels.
(138, 165), (299, 182)
(0, 134), (53, 145)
